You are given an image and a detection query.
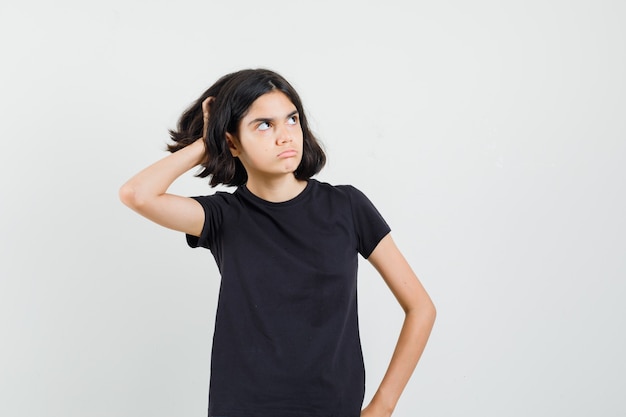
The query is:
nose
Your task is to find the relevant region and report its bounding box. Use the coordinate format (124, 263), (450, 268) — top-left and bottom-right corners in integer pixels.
(276, 125), (293, 144)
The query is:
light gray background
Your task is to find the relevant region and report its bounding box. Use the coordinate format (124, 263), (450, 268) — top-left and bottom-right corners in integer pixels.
(1, 1), (624, 416)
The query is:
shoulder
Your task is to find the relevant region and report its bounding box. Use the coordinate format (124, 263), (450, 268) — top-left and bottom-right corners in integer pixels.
(312, 180), (390, 257)
(313, 180), (376, 207)
(193, 189), (238, 205)
(311, 180), (385, 222)
(191, 189), (242, 222)
(311, 179), (365, 199)
(186, 189), (240, 249)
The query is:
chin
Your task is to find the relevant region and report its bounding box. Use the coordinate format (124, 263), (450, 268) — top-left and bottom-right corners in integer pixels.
(283, 163), (300, 173)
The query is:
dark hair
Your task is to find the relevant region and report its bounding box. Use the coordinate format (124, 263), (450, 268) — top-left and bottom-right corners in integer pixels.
(168, 69), (326, 187)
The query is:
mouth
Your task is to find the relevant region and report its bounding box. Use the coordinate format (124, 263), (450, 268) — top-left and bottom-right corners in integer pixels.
(277, 149), (298, 158)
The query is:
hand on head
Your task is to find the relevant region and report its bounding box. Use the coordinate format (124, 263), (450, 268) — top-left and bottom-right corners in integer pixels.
(201, 96), (215, 141)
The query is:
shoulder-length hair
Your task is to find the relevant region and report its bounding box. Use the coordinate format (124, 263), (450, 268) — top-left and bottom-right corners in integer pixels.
(168, 68), (326, 187)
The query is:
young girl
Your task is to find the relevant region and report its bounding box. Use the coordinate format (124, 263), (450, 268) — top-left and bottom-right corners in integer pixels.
(119, 68), (435, 417)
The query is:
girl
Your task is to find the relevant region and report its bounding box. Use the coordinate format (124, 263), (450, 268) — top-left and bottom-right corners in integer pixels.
(119, 68), (435, 417)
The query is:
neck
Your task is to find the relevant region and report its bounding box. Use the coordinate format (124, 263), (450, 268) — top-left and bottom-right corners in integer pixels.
(245, 174), (308, 203)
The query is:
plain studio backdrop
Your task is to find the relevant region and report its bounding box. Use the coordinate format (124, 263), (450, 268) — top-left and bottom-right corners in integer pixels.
(1, 1), (624, 416)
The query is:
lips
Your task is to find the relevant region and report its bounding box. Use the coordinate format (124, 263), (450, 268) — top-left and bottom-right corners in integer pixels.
(278, 149), (298, 158)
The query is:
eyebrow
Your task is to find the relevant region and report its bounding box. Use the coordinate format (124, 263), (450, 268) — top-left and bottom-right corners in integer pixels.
(247, 110), (299, 126)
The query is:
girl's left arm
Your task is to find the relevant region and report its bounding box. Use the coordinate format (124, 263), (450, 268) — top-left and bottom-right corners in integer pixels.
(361, 233), (436, 417)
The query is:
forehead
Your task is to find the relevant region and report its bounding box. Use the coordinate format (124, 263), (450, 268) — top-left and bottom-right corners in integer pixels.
(244, 90), (296, 117)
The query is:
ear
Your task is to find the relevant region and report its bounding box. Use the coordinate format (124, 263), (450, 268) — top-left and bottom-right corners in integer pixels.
(226, 132), (240, 157)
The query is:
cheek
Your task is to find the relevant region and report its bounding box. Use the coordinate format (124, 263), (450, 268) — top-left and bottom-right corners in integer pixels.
(247, 144), (272, 163)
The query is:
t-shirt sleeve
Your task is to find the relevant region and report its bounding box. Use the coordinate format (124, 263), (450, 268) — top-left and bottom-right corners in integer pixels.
(185, 193), (228, 249)
(345, 186), (391, 258)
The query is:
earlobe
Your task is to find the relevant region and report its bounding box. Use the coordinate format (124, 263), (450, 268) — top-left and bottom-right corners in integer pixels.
(226, 132), (240, 157)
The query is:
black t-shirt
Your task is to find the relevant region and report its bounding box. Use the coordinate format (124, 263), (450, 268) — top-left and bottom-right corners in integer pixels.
(187, 179), (390, 417)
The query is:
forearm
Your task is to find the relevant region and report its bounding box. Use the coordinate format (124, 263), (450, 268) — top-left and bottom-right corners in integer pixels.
(366, 304), (436, 416)
(120, 139), (205, 207)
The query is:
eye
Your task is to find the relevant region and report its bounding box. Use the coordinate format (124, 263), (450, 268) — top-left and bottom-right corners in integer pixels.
(258, 121), (271, 131)
(287, 115), (298, 125)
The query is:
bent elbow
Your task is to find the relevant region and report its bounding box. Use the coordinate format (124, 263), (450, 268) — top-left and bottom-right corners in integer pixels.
(119, 183), (145, 210)
(423, 294), (436, 319)
(412, 297), (437, 326)
(427, 301), (437, 324)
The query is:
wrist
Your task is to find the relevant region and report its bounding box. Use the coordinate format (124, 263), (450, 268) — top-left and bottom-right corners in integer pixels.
(364, 398), (394, 417)
(189, 138), (207, 165)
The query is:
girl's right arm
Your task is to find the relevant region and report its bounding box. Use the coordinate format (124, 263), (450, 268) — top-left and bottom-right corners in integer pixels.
(119, 138), (206, 237)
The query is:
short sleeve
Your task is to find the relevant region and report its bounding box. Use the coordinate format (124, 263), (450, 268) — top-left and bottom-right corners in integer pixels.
(185, 192), (230, 249)
(344, 186), (391, 258)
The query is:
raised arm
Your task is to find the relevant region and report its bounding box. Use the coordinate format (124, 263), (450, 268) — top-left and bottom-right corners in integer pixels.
(119, 98), (214, 236)
(361, 234), (436, 417)
(119, 138), (206, 236)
